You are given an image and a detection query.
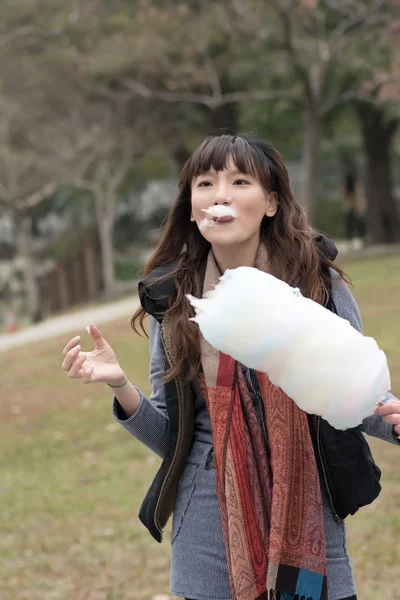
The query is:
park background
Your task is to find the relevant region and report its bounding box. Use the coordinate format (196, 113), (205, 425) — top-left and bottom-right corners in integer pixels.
(0, 1), (399, 599)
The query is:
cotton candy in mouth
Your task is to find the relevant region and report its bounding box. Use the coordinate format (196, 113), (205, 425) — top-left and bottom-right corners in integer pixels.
(199, 218), (216, 232)
(201, 205), (238, 219)
(199, 205), (237, 231)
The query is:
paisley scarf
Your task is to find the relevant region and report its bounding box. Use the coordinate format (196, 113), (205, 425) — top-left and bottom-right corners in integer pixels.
(199, 248), (327, 600)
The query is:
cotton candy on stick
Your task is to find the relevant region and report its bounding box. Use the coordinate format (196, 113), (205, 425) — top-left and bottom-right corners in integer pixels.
(187, 267), (390, 430)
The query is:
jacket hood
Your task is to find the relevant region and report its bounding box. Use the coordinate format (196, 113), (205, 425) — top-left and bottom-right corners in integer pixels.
(138, 257), (181, 322)
(314, 234), (338, 261)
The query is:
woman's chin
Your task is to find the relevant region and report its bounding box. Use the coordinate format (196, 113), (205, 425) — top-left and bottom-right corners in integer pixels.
(198, 221), (256, 248)
(207, 236), (247, 249)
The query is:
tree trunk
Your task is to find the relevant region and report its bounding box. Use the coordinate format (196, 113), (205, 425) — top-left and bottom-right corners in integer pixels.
(96, 199), (116, 294)
(356, 102), (400, 244)
(302, 107), (321, 223)
(82, 244), (98, 299)
(14, 212), (42, 322)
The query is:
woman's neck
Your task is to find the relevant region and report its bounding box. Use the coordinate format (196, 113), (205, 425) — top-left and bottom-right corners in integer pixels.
(212, 235), (260, 273)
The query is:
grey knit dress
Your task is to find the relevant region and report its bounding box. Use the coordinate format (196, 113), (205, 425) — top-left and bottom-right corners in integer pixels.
(113, 274), (399, 600)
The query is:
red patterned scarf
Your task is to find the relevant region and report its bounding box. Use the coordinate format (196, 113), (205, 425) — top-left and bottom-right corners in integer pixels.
(199, 248), (327, 600)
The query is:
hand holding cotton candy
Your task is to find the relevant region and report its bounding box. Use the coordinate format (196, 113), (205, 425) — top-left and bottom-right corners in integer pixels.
(187, 267), (391, 430)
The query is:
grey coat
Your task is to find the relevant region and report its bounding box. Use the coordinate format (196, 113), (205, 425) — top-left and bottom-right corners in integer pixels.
(113, 275), (399, 600)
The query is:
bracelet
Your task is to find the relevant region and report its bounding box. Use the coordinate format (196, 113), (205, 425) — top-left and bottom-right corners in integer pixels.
(107, 377), (128, 389)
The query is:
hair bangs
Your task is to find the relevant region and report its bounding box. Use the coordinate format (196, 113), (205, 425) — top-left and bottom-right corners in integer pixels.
(188, 134), (266, 184)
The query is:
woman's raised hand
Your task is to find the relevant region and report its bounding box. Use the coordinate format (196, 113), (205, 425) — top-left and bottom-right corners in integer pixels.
(61, 325), (126, 386)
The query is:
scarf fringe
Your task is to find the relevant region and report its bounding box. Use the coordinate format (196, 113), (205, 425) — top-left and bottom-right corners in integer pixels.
(265, 590), (319, 600)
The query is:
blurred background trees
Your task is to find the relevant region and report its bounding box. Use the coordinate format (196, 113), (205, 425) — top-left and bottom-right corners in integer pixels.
(0, 0), (399, 323)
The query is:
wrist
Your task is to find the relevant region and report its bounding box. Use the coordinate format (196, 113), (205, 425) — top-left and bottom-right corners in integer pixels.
(106, 370), (127, 388)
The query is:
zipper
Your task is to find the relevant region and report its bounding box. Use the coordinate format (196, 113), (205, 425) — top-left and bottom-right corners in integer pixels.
(152, 332), (186, 540)
(316, 416), (342, 522)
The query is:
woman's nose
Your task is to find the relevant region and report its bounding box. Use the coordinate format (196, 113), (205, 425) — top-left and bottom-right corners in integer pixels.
(213, 185), (232, 205)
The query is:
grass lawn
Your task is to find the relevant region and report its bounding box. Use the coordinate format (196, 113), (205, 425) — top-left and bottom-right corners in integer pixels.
(1, 255), (399, 600)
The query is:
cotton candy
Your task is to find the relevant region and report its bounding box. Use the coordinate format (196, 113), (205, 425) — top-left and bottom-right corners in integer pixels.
(198, 205), (238, 231)
(201, 205), (238, 219)
(187, 266), (390, 430)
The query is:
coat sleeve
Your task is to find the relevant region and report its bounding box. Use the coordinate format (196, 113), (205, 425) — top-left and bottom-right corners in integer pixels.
(112, 316), (170, 458)
(330, 269), (400, 446)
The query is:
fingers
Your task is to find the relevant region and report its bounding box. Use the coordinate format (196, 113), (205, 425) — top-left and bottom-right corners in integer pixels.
(380, 413), (400, 426)
(62, 332), (97, 384)
(374, 399), (400, 416)
(68, 352), (87, 379)
(375, 399), (400, 426)
(61, 344), (81, 371)
(87, 324), (107, 349)
(62, 335), (81, 356)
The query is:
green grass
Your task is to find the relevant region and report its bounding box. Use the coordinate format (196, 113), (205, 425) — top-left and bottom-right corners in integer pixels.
(340, 256), (400, 598)
(1, 255), (400, 600)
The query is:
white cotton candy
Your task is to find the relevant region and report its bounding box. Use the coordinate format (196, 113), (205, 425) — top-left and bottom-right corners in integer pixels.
(199, 218), (215, 232)
(187, 267), (390, 430)
(198, 205), (238, 231)
(201, 205), (238, 219)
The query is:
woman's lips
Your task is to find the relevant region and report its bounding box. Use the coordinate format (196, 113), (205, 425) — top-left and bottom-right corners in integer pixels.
(199, 206), (237, 231)
(214, 216), (235, 223)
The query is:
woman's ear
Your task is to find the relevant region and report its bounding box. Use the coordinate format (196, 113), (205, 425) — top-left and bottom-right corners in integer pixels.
(266, 191), (278, 217)
(190, 213), (195, 222)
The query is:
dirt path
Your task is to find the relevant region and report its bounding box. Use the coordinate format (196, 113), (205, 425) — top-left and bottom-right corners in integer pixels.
(0, 295), (139, 352)
(1, 243), (399, 353)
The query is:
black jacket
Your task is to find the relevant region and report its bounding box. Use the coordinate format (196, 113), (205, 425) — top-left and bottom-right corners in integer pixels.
(137, 238), (381, 542)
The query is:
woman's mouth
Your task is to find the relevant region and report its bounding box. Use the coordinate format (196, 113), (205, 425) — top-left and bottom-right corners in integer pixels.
(199, 206), (238, 231)
(213, 216), (235, 224)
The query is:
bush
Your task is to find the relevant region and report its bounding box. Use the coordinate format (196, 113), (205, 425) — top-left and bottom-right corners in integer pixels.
(314, 197), (345, 240)
(114, 261), (144, 281)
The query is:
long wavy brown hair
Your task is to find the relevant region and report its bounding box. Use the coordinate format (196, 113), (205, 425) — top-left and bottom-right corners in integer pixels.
(132, 134), (348, 382)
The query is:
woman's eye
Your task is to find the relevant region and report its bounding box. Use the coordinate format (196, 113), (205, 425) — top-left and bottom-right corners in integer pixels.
(198, 181), (212, 187)
(234, 179), (250, 185)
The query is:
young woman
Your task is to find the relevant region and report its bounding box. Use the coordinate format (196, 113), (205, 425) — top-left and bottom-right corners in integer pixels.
(62, 135), (400, 600)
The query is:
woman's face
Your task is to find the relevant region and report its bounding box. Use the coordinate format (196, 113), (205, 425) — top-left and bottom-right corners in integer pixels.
(190, 156), (277, 247)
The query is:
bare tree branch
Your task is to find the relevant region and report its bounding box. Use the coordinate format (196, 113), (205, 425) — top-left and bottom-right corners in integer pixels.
(73, 178), (99, 196)
(0, 178), (10, 202)
(203, 53), (223, 101)
(328, 0), (387, 45)
(0, 26), (37, 47)
(121, 76), (298, 107)
(15, 181), (58, 211)
(319, 85), (365, 116)
(229, 0), (272, 40)
(0, 24), (64, 47)
(269, 0), (314, 101)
